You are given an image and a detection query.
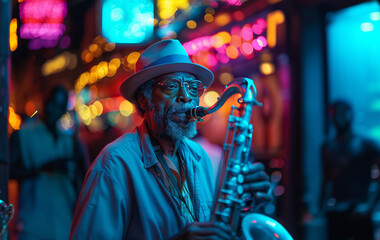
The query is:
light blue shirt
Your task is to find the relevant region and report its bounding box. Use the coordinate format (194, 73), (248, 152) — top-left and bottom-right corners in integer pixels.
(70, 123), (215, 239)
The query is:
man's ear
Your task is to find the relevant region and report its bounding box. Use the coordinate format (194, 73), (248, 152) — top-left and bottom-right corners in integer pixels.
(137, 94), (149, 113)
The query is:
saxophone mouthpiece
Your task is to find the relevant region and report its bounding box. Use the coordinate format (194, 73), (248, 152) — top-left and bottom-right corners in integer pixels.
(186, 106), (208, 122)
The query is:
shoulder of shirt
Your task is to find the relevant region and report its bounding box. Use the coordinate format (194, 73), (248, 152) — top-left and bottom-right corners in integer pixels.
(88, 131), (140, 173)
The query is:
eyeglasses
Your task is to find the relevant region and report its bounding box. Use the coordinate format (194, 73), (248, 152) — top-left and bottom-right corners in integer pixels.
(155, 78), (205, 98)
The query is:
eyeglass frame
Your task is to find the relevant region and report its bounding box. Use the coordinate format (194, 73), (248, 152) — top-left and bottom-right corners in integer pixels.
(153, 77), (206, 98)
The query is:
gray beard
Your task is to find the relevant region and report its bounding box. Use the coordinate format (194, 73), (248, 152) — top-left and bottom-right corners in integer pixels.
(150, 103), (197, 142)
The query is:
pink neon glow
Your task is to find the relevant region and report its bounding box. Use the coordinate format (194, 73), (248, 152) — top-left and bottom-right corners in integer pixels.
(252, 24), (264, 35)
(256, 18), (267, 29)
(217, 53), (230, 64)
(231, 26), (241, 35)
(241, 27), (253, 41)
(184, 37), (212, 55)
(20, 0), (67, 21)
(19, 0), (67, 40)
(241, 42), (253, 55)
(252, 39), (263, 51)
(258, 36), (268, 47)
(226, 0), (242, 6)
(215, 44), (227, 53)
(207, 53), (218, 67)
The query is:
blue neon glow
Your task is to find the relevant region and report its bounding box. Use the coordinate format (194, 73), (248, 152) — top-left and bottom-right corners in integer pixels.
(326, 1), (380, 141)
(102, 0), (154, 44)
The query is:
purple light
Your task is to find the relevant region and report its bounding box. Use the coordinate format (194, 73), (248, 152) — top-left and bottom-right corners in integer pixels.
(60, 35), (71, 49)
(20, 23), (66, 39)
(28, 38), (58, 50)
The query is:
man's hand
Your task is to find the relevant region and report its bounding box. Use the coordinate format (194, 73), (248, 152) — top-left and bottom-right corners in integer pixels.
(242, 162), (272, 208)
(170, 222), (238, 240)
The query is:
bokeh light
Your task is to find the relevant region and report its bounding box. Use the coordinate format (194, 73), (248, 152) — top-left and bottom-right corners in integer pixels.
(226, 45), (239, 59)
(259, 62), (275, 75)
(204, 91), (220, 106)
(204, 14), (214, 23)
(219, 72), (234, 85)
(187, 20), (197, 29)
(119, 100), (134, 117)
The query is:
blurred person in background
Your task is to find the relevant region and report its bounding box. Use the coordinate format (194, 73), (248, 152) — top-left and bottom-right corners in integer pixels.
(10, 84), (90, 240)
(320, 100), (380, 240)
(70, 39), (271, 239)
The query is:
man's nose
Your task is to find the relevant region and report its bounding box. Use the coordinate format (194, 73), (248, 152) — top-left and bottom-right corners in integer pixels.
(177, 84), (191, 103)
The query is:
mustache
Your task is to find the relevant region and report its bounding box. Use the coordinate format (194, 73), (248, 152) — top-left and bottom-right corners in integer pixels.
(166, 103), (197, 115)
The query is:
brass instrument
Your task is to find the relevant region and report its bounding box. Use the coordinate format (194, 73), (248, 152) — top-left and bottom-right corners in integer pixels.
(187, 77), (293, 239)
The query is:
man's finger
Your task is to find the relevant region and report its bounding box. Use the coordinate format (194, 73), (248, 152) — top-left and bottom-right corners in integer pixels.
(242, 162), (265, 174)
(244, 181), (270, 192)
(244, 171), (269, 183)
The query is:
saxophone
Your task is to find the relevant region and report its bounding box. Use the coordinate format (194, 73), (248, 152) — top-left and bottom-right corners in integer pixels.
(187, 77), (293, 240)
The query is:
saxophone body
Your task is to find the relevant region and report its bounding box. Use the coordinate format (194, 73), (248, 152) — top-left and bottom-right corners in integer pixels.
(187, 77), (293, 240)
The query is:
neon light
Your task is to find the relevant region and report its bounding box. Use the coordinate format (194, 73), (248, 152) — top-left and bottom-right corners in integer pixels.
(241, 42), (253, 55)
(183, 16), (269, 67)
(241, 26), (253, 41)
(370, 12), (380, 21)
(9, 19), (18, 51)
(19, 0), (67, 42)
(267, 10), (285, 48)
(360, 22), (374, 32)
(102, 0), (154, 44)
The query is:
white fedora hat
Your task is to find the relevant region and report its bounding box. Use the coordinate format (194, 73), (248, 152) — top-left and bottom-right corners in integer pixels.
(119, 39), (214, 104)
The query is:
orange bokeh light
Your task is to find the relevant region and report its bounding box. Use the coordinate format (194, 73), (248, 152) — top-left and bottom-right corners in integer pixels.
(226, 45), (239, 59)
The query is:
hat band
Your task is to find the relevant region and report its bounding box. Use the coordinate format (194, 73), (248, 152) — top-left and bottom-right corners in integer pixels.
(141, 54), (192, 71)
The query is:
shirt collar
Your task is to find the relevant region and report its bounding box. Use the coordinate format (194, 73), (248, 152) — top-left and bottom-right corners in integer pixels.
(138, 121), (201, 169)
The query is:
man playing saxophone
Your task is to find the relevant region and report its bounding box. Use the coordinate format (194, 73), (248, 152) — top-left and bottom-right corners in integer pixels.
(70, 39), (271, 239)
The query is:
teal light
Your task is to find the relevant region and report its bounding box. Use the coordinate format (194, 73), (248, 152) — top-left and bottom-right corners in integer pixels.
(327, 0), (380, 142)
(102, 0), (154, 44)
(360, 22), (374, 32)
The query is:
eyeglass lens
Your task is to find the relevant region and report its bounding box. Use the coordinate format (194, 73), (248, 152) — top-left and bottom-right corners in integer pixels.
(159, 79), (205, 98)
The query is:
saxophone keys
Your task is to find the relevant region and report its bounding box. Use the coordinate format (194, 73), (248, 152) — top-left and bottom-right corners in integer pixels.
(237, 174), (244, 184)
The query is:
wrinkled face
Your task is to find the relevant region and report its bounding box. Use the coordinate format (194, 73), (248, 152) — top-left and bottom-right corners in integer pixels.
(45, 89), (68, 128)
(145, 72), (203, 141)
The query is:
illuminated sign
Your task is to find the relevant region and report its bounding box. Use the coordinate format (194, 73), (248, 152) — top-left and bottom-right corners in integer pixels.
(19, 0), (67, 49)
(102, 0), (154, 44)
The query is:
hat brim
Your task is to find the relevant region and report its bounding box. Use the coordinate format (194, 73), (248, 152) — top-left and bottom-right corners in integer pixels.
(119, 62), (214, 104)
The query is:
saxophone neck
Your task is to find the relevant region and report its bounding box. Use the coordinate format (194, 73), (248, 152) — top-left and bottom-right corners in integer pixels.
(186, 77), (262, 122)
